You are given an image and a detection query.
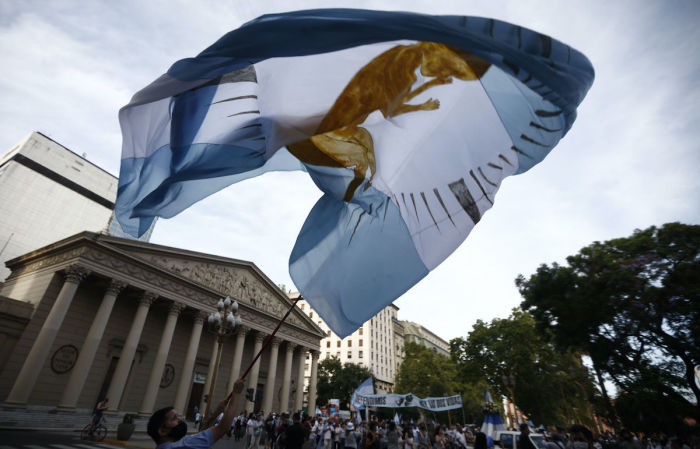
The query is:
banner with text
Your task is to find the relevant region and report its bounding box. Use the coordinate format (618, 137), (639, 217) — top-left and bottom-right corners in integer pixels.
(353, 393), (462, 411)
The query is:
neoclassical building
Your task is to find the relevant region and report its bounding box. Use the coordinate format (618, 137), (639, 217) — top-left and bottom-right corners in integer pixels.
(0, 231), (324, 426)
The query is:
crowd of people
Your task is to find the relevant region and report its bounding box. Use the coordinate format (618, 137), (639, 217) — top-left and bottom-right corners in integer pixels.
(145, 385), (697, 449)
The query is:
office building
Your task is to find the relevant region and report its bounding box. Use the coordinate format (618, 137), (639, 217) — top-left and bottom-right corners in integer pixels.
(296, 297), (405, 394)
(400, 320), (450, 357)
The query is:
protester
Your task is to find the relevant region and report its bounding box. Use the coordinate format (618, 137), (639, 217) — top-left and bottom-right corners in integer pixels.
(147, 378), (244, 448)
(434, 426), (447, 449)
(386, 422), (400, 449)
(346, 422), (361, 449)
(248, 412), (264, 449)
(519, 424), (536, 449)
(323, 418), (334, 449)
(363, 422), (381, 449)
(284, 412), (308, 449)
(401, 428), (416, 449)
(454, 425), (467, 449)
(474, 432), (488, 449)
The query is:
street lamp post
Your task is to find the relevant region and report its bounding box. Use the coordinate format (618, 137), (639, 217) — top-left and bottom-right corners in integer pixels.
(204, 296), (242, 419)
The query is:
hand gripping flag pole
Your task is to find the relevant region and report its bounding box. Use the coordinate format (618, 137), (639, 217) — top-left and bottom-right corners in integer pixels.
(225, 295), (302, 402)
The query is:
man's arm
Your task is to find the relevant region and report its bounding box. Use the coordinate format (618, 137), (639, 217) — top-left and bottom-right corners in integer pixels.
(210, 379), (245, 442)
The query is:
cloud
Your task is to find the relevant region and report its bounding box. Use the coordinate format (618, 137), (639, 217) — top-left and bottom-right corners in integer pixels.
(1, 0), (698, 343)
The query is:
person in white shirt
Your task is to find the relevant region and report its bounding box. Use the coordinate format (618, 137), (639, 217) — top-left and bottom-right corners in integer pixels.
(248, 413), (264, 449)
(454, 425), (467, 449)
(323, 419), (333, 449)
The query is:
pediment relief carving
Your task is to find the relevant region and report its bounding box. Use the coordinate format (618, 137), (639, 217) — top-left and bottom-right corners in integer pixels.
(112, 250), (306, 328)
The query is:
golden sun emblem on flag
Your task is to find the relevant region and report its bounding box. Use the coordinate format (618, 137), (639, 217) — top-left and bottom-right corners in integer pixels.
(288, 42), (491, 201)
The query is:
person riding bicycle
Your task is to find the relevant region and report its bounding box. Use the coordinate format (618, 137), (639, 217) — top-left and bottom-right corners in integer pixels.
(90, 397), (108, 434)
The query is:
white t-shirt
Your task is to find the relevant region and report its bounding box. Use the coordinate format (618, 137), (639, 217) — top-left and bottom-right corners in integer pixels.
(247, 418), (257, 435)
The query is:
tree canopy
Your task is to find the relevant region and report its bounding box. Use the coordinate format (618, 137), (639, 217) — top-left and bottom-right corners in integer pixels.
(395, 342), (460, 397)
(316, 357), (374, 409)
(451, 310), (595, 427)
(516, 222), (700, 432)
(395, 341), (475, 423)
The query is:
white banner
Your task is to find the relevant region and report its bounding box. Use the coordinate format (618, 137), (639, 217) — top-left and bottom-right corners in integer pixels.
(353, 393), (462, 412)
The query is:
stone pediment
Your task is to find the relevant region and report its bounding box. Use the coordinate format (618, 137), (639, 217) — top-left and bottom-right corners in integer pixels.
(99, 239), (313, 331)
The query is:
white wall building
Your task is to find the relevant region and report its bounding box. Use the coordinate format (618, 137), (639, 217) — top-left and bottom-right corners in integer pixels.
(0, 132), (153, 281)
(0, 132), (116, 281)
(294, 295), (404, 395)
(400, 320), (451, 357)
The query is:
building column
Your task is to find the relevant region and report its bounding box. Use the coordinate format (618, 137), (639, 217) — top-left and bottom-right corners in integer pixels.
(279, 343), (296, 413)
(294, 347), (307, 412)
(261, 337), (280, 414)
(307, 350), (320, 415)
(226, 326), (249, 393)
(4, 265), (89, 406)
(199, 337), (220, 414)
(58, 279), (126, 409)
(139, 301), (184, 416)
(246, 332), (266, 412)
(107, 291), (156, 412)
(174, 311), (206, 414)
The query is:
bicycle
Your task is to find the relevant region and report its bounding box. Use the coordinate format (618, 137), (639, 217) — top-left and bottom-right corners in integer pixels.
(81, 415), (108, 441)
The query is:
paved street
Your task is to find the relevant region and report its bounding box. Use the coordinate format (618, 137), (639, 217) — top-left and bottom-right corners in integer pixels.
(0, 430), (249, 449)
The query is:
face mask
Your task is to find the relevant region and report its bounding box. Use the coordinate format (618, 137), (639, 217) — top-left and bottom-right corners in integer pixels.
(167, 421), (188, 440)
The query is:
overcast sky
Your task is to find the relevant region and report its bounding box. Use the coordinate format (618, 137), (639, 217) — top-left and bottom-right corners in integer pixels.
(1, 0), (698, 342)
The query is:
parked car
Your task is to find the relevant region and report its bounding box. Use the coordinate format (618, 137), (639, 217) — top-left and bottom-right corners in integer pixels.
(494, 431), (547, 449)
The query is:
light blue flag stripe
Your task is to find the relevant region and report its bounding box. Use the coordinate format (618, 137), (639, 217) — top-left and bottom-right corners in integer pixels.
(115, 9), (594, 338)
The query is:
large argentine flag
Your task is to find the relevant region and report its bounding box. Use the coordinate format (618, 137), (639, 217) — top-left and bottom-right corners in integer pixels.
(115, 9), (594, 337)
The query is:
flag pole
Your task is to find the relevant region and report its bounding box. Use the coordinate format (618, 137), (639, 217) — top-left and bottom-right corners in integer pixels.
(226, 295), (301, 400)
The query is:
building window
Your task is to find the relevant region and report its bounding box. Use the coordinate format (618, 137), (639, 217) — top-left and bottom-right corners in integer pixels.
(327, 330), (331, 336)
(318, 320), (322, 326)
(359, 351), (363, 358)
(326, 352), (330, 358)
(301, 304), (305, 310)
(337, 341), (341, 347)
(359, 339), (363, 347)
(359, 328), (363, 335)
(326, 341), (330, 348)
(310, 312), (313, 318)
(347, 351), (352, 358)
(305, 363), (309, 370)
(336, 351), (340, 358)
(348, 340), (352, 347)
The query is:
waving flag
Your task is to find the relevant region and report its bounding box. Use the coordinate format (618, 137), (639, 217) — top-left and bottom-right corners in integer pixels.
(115, 9), (594, 337)
(351, 377), (375, 410)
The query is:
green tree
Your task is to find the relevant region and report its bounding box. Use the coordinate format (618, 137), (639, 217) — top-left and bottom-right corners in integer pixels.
(316, 357), (374, 409)
(451, 310), (596, 427)
(395, 342), (460, 397)
(516, 222), (700, 431)
(395, 342), (465, 423)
